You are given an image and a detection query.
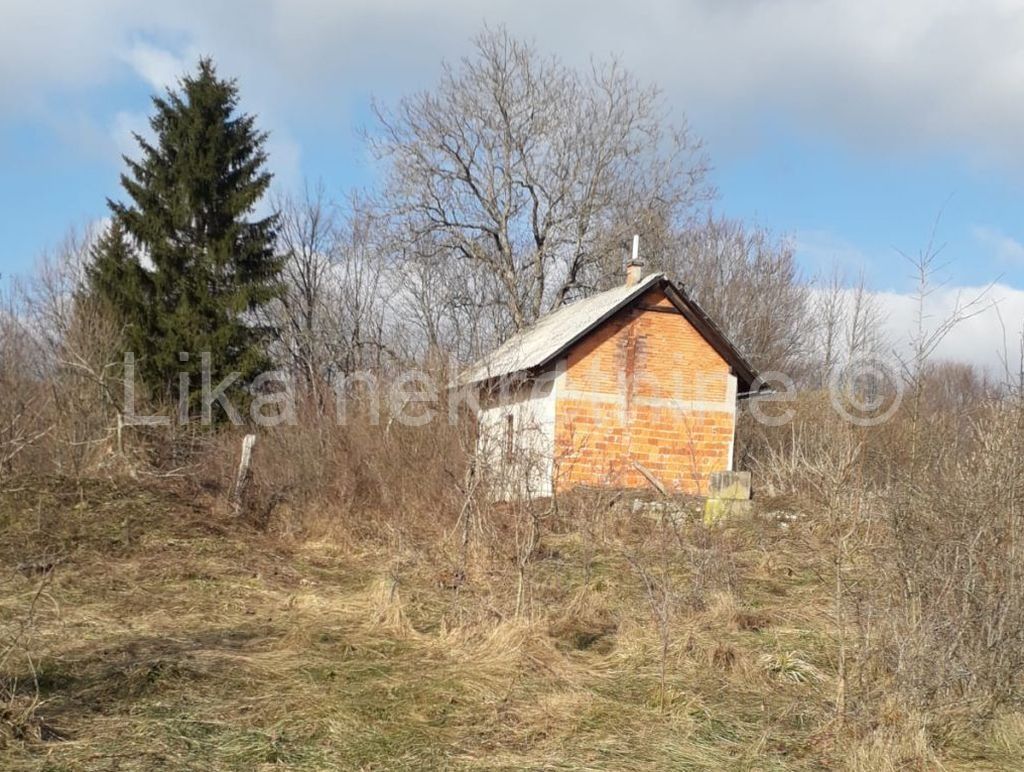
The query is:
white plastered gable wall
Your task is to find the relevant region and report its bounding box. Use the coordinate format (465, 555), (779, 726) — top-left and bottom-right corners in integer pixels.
(475, 360), (566, 500)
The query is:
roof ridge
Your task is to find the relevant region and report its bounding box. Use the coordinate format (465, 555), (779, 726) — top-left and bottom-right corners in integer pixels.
(459, 273), (664, 385)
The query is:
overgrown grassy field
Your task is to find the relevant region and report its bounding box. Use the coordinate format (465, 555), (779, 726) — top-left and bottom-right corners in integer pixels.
(1, 478), (1021, 770)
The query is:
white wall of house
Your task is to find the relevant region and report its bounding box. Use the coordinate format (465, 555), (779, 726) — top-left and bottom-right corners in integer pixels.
(475, 366), (562, 500)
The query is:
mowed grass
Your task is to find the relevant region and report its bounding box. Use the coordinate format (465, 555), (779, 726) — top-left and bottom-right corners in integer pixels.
(0, 479), (1020, 770)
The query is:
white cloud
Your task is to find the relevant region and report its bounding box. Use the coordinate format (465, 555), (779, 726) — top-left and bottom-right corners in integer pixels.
(120, 41), (191, 92)
(4, 0), (1024, 169)
(871, 282), (1024, 374)
(972, 225), (1024, 266)
(811, 277), (1024, 374)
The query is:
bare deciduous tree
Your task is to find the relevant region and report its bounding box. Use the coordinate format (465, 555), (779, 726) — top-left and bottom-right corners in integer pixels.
(370, 25), (711, 349)
(0, 228), (126, 487)
(0, 281), (51, 481)
(666, 215), (810, 376)
(273, 181), (340, 394)
(272, 186), (396, 400)
(327, 204), (393, 373)
(811, 266), (886, 388)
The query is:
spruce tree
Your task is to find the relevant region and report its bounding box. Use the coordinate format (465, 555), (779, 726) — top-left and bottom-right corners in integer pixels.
(99, 57), (282, 415)
(86, 218), (150, 361)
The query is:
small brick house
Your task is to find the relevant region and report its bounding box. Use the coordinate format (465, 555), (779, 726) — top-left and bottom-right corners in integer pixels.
(460, 258), (759, 498)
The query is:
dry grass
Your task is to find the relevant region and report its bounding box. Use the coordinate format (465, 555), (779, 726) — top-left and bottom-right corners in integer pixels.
(0, 478), (1018, 770)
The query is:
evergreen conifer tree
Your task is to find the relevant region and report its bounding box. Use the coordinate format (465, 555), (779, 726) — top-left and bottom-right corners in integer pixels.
(86, 218), (150, 360)
(94, 57), (282, 416)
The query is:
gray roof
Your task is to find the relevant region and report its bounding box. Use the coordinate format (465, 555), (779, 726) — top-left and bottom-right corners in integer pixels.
(459, 273), (665, 385)
(459, 272), (760, 393)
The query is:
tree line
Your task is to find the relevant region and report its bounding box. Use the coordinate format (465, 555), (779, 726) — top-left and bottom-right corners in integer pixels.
(70, 27), (828, 420)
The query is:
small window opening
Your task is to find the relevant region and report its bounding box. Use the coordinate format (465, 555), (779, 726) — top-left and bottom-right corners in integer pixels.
(504, 414), (514, 462)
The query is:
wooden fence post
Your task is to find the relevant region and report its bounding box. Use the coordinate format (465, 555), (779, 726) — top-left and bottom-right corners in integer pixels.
(232, 434), (257, 515)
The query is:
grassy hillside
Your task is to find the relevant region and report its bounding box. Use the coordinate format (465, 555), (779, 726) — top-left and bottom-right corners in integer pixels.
(1, 478), (1021, 770)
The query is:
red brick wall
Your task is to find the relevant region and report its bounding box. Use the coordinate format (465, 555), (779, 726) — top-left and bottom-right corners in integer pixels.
(553, 287), (735, 495)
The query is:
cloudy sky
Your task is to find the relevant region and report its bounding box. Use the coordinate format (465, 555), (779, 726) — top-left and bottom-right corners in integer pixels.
(2, 0), (1023, 369)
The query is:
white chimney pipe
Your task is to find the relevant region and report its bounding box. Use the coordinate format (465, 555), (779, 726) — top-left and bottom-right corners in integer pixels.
(625, 234), (643, 286)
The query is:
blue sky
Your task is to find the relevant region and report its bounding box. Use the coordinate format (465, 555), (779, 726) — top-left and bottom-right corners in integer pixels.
(716, 126), (1024, 288)
(3, 0), (1024, 363)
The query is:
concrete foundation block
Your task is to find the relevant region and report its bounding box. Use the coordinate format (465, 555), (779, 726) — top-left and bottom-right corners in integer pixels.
(704, 470), (753, 524)
(708, 470), (751, 501)
(703, 497), (753, 525)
